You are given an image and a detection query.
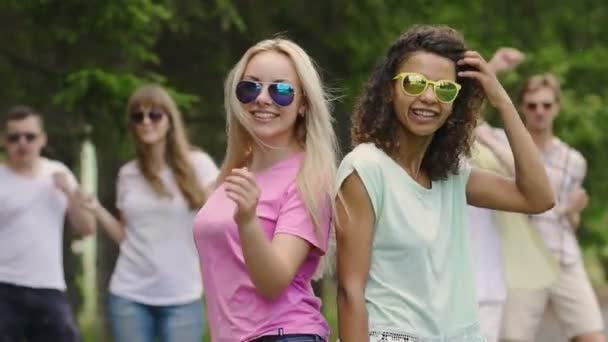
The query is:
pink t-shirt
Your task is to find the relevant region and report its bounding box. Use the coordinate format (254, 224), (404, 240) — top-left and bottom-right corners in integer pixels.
(193, 153), (330, 342)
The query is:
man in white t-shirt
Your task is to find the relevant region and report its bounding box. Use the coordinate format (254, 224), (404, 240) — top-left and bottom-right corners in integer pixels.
(0, 106), (96, 342)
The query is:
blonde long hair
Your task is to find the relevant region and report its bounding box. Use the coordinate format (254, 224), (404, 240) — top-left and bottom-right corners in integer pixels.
(127, 84), (207, 209)
(219, 38), (339, 276)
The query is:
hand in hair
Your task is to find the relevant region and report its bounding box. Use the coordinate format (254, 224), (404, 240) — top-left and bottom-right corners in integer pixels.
(488, 47), (525, 74)
(457, 51), (513, 109)
(225, 168), (260, 226)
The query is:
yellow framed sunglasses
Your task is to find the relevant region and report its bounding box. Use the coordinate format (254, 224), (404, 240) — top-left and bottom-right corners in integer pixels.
(393, 72), (462, 103)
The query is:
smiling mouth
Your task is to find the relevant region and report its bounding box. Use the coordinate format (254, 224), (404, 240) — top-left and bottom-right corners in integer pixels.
(410, 108), (439, 119)
(252, 111), (279, 121)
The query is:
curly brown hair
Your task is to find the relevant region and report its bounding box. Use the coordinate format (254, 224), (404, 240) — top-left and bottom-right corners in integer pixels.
(351, 25), (485, 180)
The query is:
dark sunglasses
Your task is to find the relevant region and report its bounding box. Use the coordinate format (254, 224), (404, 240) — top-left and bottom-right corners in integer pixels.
(131, 110), (165, 124)
(236, 80), (295, 107)
(6, 132), (38, 144)
(525, 102), (554, 111)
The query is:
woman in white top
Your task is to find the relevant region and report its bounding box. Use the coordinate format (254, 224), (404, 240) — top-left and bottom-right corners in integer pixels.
(91, 84), (219, 342)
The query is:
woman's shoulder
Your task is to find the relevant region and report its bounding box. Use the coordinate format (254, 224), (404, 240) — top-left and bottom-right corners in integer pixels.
(337, 143), (389, 192)
(118, 160), (139, 177)
(342, 143), (387, 166)
(189, 149), (218, 169)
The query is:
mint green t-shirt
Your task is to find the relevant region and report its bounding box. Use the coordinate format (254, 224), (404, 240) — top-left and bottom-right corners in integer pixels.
(337, 143), (482, 339)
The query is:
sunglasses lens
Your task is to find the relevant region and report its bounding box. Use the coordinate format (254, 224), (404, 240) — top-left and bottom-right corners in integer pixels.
(24, 133), (37, 142)
(526, 102), (554, 111)
(236, 81), (262, 104)
(269, 82), (295, 107)
(6, 133), (37, 143)
(7, 134), (20, 143)
(402, 74), (428, 96)
(131, 112), (144, 123)
(435, 81), (460, 103)
(149, 111), (164, 122)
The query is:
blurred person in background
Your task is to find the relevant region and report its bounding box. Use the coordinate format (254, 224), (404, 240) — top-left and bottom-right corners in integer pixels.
(469, 47), (559, 342)
(500, 74), (604, 342)
(0, 105), (96, 342)
(89, 84), (219, 342)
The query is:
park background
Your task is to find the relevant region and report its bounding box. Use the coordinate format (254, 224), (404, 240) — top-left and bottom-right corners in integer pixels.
(0, 1), (607, 341)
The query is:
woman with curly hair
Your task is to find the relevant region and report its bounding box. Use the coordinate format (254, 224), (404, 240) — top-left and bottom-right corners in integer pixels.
(335, 25), (555, 341)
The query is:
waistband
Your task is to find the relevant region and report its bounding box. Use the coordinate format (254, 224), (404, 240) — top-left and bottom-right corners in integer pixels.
(369, 322), (486, 342)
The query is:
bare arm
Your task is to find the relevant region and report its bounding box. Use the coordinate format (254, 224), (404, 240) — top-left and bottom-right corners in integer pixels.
(52, 172), (96, 236)
(237, 220), (312, 299)
(65, 189), (97, 236)
(460, 51), (554, 213)
(226, 168), (313, 299)
(93, 203), (126, 243)
(336, 172), (374, 342)
(475, 47), (525, 174)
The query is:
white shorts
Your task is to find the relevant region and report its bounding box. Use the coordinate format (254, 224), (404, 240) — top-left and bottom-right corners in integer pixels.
(501, 259), (603, 341)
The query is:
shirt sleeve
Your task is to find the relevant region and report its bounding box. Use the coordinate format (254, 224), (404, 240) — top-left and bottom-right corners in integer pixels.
(63, 166), (79, 192)
(459, 158), (473, 182)
(335, 145), (385, 218)
(192, 151), (220, 188)
(274, 182), (331, 255)
(569, 149), (587, 184)
(54, 161), (78, 193)
(458, 158), (474, 198)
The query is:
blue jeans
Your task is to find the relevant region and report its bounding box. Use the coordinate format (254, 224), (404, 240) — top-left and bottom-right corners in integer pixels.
(108, 294), (204, 342)
(0, 282), (80, 342)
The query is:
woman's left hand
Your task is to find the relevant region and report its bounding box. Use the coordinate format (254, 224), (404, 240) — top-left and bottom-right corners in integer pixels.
(457, 50), (512, 109)
(225, 168), (260, 226)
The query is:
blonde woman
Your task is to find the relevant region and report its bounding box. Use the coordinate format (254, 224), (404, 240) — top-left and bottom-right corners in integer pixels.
(193, 38), (338, 342)
(91, 84), (219, 342)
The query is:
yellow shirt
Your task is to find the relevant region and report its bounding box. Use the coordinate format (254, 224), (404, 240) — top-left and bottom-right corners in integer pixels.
(471, 141), (558, 290)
